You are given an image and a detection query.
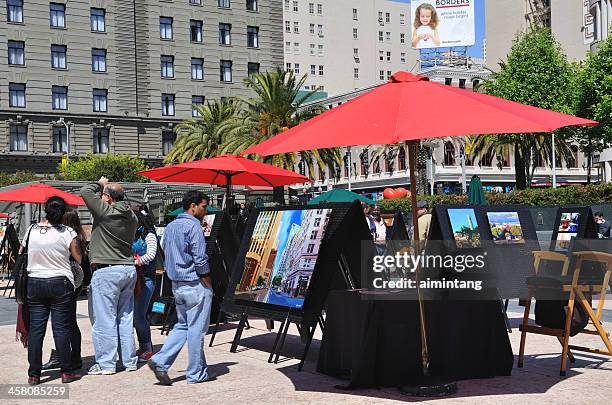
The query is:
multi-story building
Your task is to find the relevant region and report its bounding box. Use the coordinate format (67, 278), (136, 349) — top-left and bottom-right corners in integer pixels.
(0, 0), (284, 173)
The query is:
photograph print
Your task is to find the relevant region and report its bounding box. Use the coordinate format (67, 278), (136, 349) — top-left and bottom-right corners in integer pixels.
(447, 208), (481, 249)
(202, 214), (216, 238)
(235, 208), (331, 309)
(555, 212), (580, 251)
(487, 212), (525, 245)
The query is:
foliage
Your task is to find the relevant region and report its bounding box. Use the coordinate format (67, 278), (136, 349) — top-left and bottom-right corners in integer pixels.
(480, 28), (578, 189)
(571, 34), (612, 181)
(165, 100), (239, 164)
(56, 153), (149, 183)
(378, 183), (612, 212)
(0, 171), (39, 188)
(272, 275), (282, 288)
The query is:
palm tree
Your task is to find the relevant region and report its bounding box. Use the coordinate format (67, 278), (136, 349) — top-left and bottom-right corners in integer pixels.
(220, 69), (341, 175)
(165, 100), (238, 164)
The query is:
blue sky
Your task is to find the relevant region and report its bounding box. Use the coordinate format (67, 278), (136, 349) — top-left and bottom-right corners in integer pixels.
(272, 210), (303, 271)
(448, 208), (478, 232)
(486, 212), (521, 227)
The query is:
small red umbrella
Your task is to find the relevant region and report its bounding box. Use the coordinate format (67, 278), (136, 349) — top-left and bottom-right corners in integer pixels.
(0, 213), (11, 219)
(0, 183), (85, 206)
(138, 155), (311, 210)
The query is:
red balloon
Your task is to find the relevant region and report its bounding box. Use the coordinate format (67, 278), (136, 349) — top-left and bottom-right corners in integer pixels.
(395, 187), (408, 198)
(383, 188), (397, 199)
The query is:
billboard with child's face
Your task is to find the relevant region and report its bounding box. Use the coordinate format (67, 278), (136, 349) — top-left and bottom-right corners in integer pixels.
(410, 0), (476, 49)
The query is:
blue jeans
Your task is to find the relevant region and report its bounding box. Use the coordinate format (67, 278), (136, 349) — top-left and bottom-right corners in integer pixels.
(134, 275), (155, 352)
(90, 265), (137, 371)
(151, 280), (213, 383)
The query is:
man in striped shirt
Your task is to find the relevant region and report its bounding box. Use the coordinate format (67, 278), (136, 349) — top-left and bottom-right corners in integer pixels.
(148, 191), (214, 385)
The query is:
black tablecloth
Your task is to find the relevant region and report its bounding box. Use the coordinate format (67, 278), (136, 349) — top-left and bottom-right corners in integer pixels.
(317, 289), (514, 388)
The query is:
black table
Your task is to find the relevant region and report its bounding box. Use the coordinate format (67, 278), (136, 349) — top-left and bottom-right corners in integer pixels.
(317, 289), (514, 388)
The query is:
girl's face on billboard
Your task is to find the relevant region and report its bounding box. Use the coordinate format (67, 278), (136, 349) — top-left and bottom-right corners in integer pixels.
(420, 9), (432, 26)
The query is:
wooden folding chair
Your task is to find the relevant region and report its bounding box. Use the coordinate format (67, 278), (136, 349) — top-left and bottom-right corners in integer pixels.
(518, 250), (612, 376)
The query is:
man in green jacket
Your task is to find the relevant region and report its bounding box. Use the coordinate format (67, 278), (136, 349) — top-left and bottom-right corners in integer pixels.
(81, 177), (138, 375)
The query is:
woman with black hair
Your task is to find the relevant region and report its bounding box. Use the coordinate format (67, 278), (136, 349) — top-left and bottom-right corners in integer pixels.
(23, 196), (82, 385)
(131, 206), (158, 363)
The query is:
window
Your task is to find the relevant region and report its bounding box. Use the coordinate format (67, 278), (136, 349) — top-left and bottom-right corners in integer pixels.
(7, 0), (23, 23)
(385, 32), (391, 41)
(161, 55), (174, 78)
(294, 63), (300, 74)
(317, 24), (323, 36)
(310, 64), (315, 75)
(286, 62), (291, 71)
(378, 11), (383, 20)
(247, 26), (259, 48)
(293, 42), (299, 53)
(220, 60), (232, 82)
(317, 44), (323, 55)
(248, 62), (259, 77)
(317, 3), (322, 14)
(310, 230), (318, 239)
(308, 2), (313, 14)
(285, 21), (290, 33)
(162, 130), (176, 155)
(92, 48), (107, 72)
(284, 0), (289, 11)
(52, 127), (67, 153)
(352, 8), (357, 20)
(190, 20), (203, 42)
(444, 142), (456, 165)
(49, 3), (65, 28)
(10, 125), (27, 151)
(379, 70), (384, 81)
(400, 52), (406, 63)
(9, 83), (25, 107)
(306, 244), (315, 254)
(161, 94), (175, 116)
(400, 33), (405, 44)
(353, 48), (359, 57)
(400, 13), (405, 25)
(353, 28), (358, 39)
(353, 68), (359, 79)
(387, 70), (391, 80)
(379, 50), (384, 61)
(378, 31), (383, 42)
(386, 51), (391, 62)
(52, 86), (68, 110)
(318, 65), (323, 76)
(51, 45), (66, 69)
(246, 0), (258, 12)
(219, 23), (231, 45)
(293, 21), (299, 33)
(192, 95), (204, 117)
(93, 128), (109, 154)
(293, 0), (298, 12)
(8, 40), (24, 65)
(190, 0), (202, 5)
(191, 58), (204, 80)
(398, 147), (406, 170)
(160, 17), (173, 39)
(385, 12), (390, 23)
(568, 145), (579, 168)
(90, 8), (105, 32)
(93, 89), (107, 112)
(218, 0), (230, 8)
(309, 43), (315, 54)
(445, 77), (452, 86)
(286, 41), (291, 52)
(459, 78), (466, 89)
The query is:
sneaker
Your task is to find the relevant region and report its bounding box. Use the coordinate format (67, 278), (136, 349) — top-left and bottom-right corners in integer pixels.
(28, 376), (40, 386)
(147, 360), (172, 386)
(138, 351), (154, 364)
(61, 372), (82, 384)
(125, 366), (138, 372)
(87, 364), (115, 375)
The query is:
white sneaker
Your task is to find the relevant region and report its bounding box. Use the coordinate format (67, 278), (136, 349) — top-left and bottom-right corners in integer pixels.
(88, 364), (115, 375)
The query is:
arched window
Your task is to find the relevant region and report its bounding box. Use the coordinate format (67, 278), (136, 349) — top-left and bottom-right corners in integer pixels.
(398, 147), (406, 170)
(480, 150), (493, 167)
(384, 154), (392, 172)
(360, 150), (369, 175)
(373, 157), (380, 174)
(567, 145), (578, 168)
(444, 141), (456, 166)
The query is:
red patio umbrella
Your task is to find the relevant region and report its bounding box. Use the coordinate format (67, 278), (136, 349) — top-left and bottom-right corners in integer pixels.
(0, 213), (11, 219)
(138, 154), (311, 211)
(0, 183), (85, 206)
(243, 71), (597, 382)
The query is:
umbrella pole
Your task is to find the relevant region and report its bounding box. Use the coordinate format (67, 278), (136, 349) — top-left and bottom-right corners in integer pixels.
(225, 173), (232, 215)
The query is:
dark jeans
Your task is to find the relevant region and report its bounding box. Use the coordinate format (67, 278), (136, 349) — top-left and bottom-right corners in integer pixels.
(27, 276), (75, 377)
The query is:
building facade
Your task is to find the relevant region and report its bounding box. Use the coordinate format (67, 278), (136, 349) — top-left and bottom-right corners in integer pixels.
(0, 0), (284, 173)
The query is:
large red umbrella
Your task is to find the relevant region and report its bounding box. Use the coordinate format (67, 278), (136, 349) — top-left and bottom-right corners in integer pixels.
(138, 155), (311, 210)
(0, 213), (11, 219)
(0, 183), (85, 206)
(243, 71), (597, 379)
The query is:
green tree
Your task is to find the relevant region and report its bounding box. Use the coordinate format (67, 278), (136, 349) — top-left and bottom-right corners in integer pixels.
(57, 154), (149, 182)
(219, 69), (341, 174)
(0, 171), (38, 188)
(480, 28), (577, 189)
(272, 275), (282, 288)
(572, 34), (612, 183)
(165, 100), (239, 164)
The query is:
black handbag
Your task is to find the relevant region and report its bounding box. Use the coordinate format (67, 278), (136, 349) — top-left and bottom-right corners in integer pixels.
(13, 226), (33, 305)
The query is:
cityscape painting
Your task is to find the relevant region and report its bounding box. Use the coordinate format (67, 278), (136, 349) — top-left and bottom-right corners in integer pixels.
(447, 208), (481, 249)
(235, 208), (332, 309)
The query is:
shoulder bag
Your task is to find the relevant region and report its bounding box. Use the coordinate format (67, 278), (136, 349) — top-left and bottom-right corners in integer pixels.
(13, 226), (34, 305)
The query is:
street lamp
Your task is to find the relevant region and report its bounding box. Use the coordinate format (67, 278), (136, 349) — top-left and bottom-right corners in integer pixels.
(55, 117), (70, 155)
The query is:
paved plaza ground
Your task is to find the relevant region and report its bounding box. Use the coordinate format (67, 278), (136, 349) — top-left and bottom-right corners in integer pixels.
(0, 294), (610, 404)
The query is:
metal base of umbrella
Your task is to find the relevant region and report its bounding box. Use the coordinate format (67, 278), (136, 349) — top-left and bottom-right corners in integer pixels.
(398, 377), (457, 397)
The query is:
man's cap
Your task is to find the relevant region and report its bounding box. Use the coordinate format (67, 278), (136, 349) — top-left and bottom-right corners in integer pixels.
(417, 200), (428, 209)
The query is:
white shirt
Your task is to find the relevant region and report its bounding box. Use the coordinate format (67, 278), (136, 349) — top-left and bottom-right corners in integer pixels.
(373, 219), (387, 242)
(415, 26), (434, 49)
(24, 224), (77, 286)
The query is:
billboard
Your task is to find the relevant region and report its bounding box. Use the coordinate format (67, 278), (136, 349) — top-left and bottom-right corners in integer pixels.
(411, 0), (476, 49)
